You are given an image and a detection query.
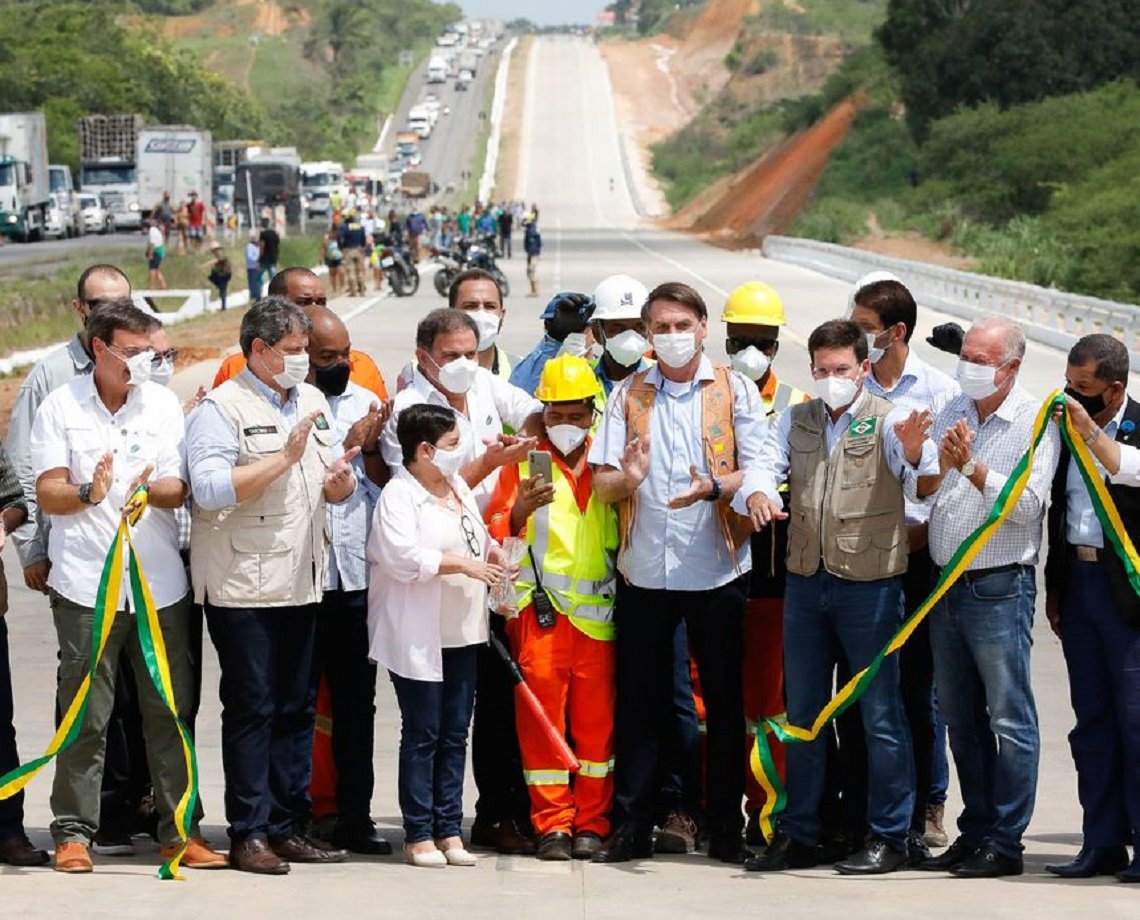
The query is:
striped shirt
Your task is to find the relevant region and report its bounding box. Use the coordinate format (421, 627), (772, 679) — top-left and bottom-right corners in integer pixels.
(910, 384), (1060, 570)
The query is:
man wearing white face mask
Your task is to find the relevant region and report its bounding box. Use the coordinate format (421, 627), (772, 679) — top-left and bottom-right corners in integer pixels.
(589, 282), (765, 865)
(186, 296), (359, 874)
(508, 292), (596, 397)
(30, 299), (225, 873)
(738, 319), (937, 876)
(849, 276), (958, 855)
(590, 274), (652, 397)
(907, 316), (1059, 879)
(451, 269), (519, 381)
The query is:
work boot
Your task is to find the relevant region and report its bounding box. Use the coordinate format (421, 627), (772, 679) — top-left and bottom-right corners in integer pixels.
(655, 811), (699, 854)
(924, 802), (948, 848)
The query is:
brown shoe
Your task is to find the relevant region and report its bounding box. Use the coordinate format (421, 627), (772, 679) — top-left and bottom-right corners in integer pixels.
(161, 837), (228, 869)
(229, 837), (290, 875)
(53, 841), (94, 874)
(272, 833), (349, 864)
(655, 811), (699, 854)
(924, 803), (949, 848)
(0, 834), (50, 867)
(490, 820), (537, 856)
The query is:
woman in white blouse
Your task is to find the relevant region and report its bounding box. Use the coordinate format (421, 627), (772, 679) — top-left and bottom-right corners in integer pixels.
(367, 403), (507, 867)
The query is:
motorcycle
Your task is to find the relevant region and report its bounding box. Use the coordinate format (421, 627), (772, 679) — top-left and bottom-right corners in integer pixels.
(431, 233), (510, 298)
(378, 239), (419, 297)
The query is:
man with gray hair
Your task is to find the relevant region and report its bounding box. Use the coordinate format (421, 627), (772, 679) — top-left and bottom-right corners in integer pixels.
(909, 315), (1059, 878)
(186, 296), (360, 875)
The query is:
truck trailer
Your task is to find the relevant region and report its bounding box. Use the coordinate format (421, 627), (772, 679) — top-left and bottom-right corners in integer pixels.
(0, 112), (50, 241)
(79, 114), (143, 230)
(137, 125), (213, 216)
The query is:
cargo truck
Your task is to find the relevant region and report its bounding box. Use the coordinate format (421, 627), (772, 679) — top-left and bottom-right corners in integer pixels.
(427, 56), (448, 84)
(0, 112), (50, 241)
(48, 164), (84, 237)
(300, 160), (345, 217)
(235, 155), (302, 227)
(400, 170), (433, 198)
(137, 125), (213, 216)
(79, 114), (143, 230)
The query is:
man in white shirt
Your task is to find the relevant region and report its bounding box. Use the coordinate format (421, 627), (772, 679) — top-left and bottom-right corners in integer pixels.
(30, 299), (223, 874)
(850, 276), (959, 855)
(910, 315), (1060, 878)
(379, 307), (542, 855)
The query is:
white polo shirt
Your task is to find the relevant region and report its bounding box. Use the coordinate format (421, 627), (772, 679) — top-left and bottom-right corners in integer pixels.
(30, 375), (189, 610)
(380, 365), (541, 511)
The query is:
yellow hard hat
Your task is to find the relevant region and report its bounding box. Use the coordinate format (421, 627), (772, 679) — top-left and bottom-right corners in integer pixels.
(722, 281), (786, 326)
(535, 354), (601, 403)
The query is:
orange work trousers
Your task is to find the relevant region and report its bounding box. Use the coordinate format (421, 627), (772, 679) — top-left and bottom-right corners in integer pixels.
(310, 673), (338, 819)
(508, 607), (616, 837)
(743, 597), (786, 813)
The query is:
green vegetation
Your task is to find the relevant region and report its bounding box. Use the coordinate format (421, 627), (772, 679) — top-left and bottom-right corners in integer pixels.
(744, 0), (886, 43)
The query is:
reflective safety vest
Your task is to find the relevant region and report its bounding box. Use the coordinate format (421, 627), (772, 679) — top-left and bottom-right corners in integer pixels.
(761, 374), (809, 495)
(514, 451), (619, 641)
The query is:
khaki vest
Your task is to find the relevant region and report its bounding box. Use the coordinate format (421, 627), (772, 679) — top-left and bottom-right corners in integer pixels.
(191, 375), (338, 607)
(786, 394), (908, 581)
(618, 365), (753, 564)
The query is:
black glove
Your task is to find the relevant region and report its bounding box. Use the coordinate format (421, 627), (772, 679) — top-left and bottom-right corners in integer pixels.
(544, 292), (595, 342)
(926, 322), (965, 356)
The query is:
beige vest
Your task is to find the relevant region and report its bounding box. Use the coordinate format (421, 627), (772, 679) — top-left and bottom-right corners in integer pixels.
(191, 375), (337, 607)
(786, 394), (908, 581)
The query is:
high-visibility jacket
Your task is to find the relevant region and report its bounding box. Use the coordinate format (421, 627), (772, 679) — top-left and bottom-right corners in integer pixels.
(486, 439), (619, 641)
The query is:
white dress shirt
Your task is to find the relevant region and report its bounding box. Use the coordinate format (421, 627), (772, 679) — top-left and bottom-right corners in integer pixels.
(909, 385), (1061, 569)
(325, 380), (382, 591)
(380, 366), (541, 512)
(1065, 403), (1140, 547)
(588, 355), (765, 591)
(366, 467), (494, 681)
(734, 388), (939, 509)
(864, 349), (960, 525)
(29, 375), (189, 609)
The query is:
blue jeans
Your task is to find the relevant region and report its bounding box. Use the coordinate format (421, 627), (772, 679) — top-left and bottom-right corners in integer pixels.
(390, 646), (478, 844)
(782, 571), (914, 849)
(930, 702), (949, 806)
(931, 565), (1039, 858)
(246, 267), (262, 300)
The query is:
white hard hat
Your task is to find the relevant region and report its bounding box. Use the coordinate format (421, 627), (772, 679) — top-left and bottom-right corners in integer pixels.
(592, 273), (649, 321)
(847, 270), (904, 314)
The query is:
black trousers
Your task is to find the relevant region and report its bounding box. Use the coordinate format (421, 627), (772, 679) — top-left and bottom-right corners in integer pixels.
(0, 618), (24, 840)
(314, 588), (377, 826)
(614, 576), (747, 839)
(472, 615), (531, 828)
(206, 602), (317, 843)
(899, 546), (936, 833)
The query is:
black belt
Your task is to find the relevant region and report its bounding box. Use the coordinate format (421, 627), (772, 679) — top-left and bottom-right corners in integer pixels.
(955, 562), (1027, 584)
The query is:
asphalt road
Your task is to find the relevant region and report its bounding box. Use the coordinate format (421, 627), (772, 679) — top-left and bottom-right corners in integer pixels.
(0, 232), (139, 275)
(2, 34), (1136, 920)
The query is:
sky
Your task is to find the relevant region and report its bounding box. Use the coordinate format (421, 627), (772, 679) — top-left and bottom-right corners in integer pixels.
(459, 0), (607, 27)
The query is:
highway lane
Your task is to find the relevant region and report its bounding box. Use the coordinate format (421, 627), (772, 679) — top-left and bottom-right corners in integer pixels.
(2, 32), (1136, 919)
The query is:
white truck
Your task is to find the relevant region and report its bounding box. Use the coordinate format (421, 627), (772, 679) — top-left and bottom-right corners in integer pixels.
(300, 160), (345, 218)
(48, 164), (83, 237)
(407, 104), (434, 139)
(427, 55), (448, 84)
(79, 114), (143, 230)
(137, 125), (213, 217)
(0, 112), (50, 242)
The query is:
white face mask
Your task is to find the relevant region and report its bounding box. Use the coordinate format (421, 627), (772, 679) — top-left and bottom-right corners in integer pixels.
(150, 357), (174, 387)
(559, 332), (589, 358)
(546, 423), (588, 457)
(430, 443), (465, 478)
(268, 345), (310, 390)
(469, 310), (501, 351)
(653, 332), (698, 369)
(435, 355), (479, 394)
(730, 346), (770, 381)
(604, 329), (649, 367)
(121, 350), (154, 387)
(814, 374), (860, 411)
(866, 332), (890, 365)
(956, 359), (1003, 399)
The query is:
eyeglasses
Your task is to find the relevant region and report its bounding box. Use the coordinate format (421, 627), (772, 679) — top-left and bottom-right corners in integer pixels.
(460, 513), (481, 557)
(726, 336), (778, 354)
(108, 345), (155, 361)
(154, 348), (178, 366)
(811, 365), (859, 380)
(292, 296), (328, 307)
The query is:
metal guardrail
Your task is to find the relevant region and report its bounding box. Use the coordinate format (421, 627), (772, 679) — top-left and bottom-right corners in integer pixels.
(762, 235), (1140, 368)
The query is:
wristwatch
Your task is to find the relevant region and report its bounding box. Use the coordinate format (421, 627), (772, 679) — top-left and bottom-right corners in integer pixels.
(705, 477), (722, 502)
(960, 458), (977, 477)
(77, 482), (102, 506)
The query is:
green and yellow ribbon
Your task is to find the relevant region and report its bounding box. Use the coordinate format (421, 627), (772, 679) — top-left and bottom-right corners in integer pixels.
(751, 391), (1140, 843)
(0, 487), (199, 880)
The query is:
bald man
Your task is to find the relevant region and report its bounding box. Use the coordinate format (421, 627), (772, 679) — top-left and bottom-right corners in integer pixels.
(213, 269), (388, 399)
(304, 307), (393, 854)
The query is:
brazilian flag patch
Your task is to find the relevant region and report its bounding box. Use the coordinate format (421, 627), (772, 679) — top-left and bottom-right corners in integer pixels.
(848, 417), (877, 437)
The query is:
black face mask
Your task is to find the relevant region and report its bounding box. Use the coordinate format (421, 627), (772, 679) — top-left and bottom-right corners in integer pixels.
(1064, 385), (1108, 416)
(314, 361), (351, 397)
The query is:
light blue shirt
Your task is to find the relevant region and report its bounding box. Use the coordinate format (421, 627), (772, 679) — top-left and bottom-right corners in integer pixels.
(734, 389), (939, 511)
(863, 349), (959, 524)
(244, 241), (260, 271)
(186, 368), (300, 511)
(589, 355), (765, 590)
(1065, 405), (1124, 548)
(325, 381), (381, 592)
(508, 335), (561, 396)
(594, 356), (652, 397)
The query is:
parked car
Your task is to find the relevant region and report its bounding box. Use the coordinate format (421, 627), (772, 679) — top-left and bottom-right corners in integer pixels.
(43, 191), (70, 239)
(78, 192), (115, 234)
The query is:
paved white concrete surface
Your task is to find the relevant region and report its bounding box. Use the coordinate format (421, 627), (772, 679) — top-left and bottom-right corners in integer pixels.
(3, 34), (1137, 918)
